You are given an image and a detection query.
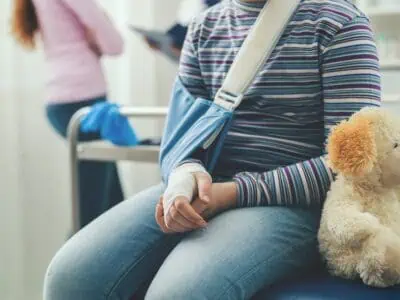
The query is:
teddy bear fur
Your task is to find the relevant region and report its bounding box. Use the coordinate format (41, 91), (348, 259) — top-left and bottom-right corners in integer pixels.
(318, 107), (400, 288)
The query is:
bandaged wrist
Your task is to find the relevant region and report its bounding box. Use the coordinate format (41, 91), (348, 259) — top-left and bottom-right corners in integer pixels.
(163, 163), (209, 213)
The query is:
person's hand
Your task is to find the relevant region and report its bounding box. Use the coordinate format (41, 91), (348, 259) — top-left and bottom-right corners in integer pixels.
(192, 182), (237, 220)
(155, 173), (237, 234)
(155, 195), (208, 234)
(156, 172), (212, 233)
(155, 197), (171, 233)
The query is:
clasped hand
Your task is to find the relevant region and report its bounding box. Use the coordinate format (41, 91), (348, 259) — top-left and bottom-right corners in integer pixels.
(155, 172), (237, 234)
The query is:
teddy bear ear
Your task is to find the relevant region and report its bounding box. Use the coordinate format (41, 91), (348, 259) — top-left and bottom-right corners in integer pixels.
(327, 115), (377, 177)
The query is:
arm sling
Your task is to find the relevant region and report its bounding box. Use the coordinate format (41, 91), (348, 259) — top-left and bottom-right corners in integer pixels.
(160, 0), (301, 182)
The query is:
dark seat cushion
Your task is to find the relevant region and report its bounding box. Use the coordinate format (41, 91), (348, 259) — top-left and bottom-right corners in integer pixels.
(257, 272), (400, 300)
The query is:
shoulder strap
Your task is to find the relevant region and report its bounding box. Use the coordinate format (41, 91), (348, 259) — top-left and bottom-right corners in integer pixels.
(214, 0), (300, 110)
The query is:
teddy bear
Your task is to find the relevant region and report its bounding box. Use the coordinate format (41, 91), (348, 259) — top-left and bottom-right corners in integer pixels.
(318, 106), (400, 288)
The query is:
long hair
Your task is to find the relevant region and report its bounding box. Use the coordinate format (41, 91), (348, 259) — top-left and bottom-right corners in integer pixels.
(11, 0), (39, 49)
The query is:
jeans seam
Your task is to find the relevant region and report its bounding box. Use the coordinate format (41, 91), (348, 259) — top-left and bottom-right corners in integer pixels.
(105, 236), (172, 300)
(215, 235), (317, 300)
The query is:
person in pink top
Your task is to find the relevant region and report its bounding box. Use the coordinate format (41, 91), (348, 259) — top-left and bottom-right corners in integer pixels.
(11, 0), (125, 229)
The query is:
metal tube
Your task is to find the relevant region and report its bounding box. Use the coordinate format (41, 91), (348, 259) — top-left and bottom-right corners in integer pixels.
(66, 106), (167, 234)
(67, 107), (90, 234)
(119, 106), (168, 117)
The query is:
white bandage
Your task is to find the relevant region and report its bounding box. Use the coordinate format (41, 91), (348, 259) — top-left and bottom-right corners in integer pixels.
(163, 163), (209, 216)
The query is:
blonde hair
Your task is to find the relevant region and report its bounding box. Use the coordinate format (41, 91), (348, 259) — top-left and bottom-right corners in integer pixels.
(11, 0), (39, 49)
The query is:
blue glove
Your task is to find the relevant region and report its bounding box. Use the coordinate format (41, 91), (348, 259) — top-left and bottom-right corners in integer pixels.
(81, 102), (116, 133)
(81, 102), (139, 147)
(100, 105), (139, 146)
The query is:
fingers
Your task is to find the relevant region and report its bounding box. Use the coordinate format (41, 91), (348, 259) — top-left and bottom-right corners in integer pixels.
(194, 172), (212, 202)
(164, 197), (207, 233)
(155, 197), (171, 233)
(174, 198), (207, 226)
(165, 206), (195, 233)
(191, 197), (209, 216)
(172, 204), (200, 229)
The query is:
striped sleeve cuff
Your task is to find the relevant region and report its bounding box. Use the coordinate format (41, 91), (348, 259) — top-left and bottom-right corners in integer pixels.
(233, 172), (265, 208)
(233, 156), (334, 208)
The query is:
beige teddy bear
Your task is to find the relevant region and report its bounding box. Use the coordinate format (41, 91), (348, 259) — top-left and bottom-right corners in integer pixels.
(318, 107), (400, 288)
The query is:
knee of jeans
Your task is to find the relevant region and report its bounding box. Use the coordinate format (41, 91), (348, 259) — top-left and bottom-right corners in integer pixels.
(43, 255), (71, 300)
(43, 248), (107, 300)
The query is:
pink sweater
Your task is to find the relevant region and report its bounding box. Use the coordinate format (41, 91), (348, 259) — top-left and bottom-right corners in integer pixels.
(32, 0), (124, 103)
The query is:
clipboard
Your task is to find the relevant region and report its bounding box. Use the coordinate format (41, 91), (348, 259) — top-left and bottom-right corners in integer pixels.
(129, 25), (180, 62)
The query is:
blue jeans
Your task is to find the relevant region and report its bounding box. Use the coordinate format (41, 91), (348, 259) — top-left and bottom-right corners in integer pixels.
(44, 183), (322, 299)
(46, 97), (124, 228)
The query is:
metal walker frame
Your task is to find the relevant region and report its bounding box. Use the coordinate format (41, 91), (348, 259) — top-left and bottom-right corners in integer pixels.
(67, 106), (167, 233)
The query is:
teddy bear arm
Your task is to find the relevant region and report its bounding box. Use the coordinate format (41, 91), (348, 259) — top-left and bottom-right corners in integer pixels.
(326, 209), (381, 246)
(358, 227), (400, 287)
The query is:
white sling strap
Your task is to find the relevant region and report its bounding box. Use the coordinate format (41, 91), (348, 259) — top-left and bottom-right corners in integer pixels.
(214, 0), (301, 111)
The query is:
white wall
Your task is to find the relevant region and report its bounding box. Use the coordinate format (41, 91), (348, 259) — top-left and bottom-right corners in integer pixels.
(100, 0), (180, 197)
(0, 1), (181, 299)
(0, 2), (24, 298)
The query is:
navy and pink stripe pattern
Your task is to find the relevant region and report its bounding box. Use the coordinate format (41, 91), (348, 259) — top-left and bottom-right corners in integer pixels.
(178, 0), (381, 207)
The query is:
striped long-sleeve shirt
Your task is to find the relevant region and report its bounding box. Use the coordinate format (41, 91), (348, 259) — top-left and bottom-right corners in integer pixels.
(178, 0), (381, 208)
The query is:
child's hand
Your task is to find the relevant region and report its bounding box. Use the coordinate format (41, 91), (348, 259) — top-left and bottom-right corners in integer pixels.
(192, 182), (237, 220)
(155, 180), (237, 234)
(155, 195), (207, 234)
(156, 171), (211, 233)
